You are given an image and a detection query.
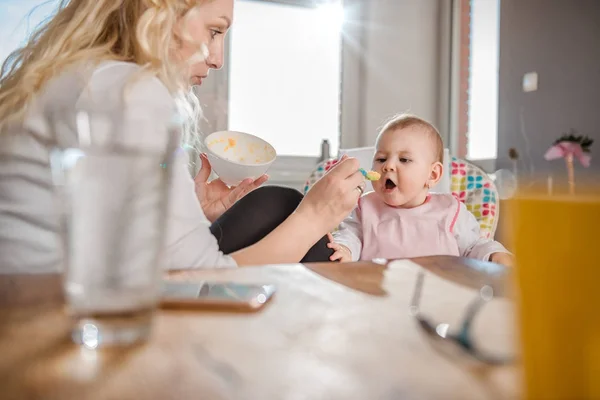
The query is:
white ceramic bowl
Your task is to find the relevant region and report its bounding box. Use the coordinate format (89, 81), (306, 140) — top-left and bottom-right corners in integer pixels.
(204, 130), (277, 186)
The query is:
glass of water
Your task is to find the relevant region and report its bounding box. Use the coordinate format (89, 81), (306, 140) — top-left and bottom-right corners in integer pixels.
(48, 106), (179, 347)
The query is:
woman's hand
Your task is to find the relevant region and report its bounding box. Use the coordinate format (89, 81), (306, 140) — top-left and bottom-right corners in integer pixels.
(296, 156), (364, 234)
(194, 153), (268, 223)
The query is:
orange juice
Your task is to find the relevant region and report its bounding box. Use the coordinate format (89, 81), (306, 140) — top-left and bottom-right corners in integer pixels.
(507, 191), (600, 399)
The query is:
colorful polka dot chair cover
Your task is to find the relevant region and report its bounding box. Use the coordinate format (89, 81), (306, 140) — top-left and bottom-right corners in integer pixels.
(450, 156), (499, 239)
(303, 157), (499, 238)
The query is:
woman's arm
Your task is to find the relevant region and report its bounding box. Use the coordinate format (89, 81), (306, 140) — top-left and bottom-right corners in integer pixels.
(167, 153), (360, 268)
(232, 158), (364, 266)
(230, 209), (324, 265)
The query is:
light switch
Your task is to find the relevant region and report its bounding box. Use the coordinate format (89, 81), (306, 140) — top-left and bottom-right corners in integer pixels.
(523, 72), (538, 92)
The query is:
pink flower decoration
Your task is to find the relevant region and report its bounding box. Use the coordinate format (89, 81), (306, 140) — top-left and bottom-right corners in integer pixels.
(544, 141), (591, 167)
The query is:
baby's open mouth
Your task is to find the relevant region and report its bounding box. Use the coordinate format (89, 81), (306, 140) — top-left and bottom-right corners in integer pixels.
(384, 179), (396, 190)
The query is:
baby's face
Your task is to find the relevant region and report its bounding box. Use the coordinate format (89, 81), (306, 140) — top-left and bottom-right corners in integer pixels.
(371, 127), (437, 207)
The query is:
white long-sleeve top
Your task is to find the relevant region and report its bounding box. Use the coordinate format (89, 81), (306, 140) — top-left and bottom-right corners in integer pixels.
(0, 61), (237, 273)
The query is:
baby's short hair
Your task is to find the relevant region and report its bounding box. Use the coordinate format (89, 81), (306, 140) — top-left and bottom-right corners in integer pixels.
(376, 113), (444, 164)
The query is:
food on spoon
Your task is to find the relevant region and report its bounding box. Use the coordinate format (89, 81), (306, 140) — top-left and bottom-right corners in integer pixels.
(359, 168), (381, 181)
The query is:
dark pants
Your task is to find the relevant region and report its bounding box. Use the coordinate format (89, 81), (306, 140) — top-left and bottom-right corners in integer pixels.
(209, 186), (334, 263)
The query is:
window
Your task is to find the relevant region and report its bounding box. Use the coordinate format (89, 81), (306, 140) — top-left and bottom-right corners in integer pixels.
(227, 0), (343, 157)
(0, 1), (59, 67)
(467, 0), (500, 160)
(455, 0), (500, 162)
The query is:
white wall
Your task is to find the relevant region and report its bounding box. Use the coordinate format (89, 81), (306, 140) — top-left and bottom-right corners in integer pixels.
(361, 0), (443, 145)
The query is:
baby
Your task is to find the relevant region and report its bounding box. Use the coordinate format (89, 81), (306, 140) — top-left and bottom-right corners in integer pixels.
(329, 114), (513, 266)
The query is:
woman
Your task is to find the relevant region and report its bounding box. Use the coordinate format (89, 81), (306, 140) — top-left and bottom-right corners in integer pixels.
(0, 0), (365, 272)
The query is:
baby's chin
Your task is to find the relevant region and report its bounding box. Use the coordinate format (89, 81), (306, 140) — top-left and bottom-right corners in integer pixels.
(376, 187), (428, 208)
(374, 188), (405, 207)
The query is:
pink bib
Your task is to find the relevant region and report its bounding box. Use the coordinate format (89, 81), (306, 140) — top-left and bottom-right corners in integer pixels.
(359, 192), (461, 261)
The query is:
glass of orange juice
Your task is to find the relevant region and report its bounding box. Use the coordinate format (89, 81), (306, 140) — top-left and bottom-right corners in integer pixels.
(507, 186), (600, 399)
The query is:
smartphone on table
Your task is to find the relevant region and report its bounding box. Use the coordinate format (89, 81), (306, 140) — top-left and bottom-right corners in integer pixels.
(160, 280), (276, 311)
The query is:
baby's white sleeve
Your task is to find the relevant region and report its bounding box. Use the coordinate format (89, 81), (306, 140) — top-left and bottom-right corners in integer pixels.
(332, 207), (363, 262)
(453, 202), (510, 261)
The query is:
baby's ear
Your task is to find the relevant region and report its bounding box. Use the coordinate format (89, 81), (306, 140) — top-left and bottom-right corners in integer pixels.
(428, 161), (444, 187)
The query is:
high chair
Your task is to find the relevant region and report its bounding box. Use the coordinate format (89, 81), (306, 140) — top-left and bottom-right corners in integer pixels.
(449, 156), (499, 239)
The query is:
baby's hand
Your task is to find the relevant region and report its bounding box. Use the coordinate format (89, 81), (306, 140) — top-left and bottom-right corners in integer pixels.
(490, 252), (514, 267)
(326, 233), (352, 262)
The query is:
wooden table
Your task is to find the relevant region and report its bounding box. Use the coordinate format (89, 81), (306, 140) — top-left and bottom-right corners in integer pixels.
(0, 257), (519, 400)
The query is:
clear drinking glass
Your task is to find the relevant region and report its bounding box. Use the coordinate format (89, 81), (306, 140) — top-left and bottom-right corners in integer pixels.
(48, 106), (179, 347)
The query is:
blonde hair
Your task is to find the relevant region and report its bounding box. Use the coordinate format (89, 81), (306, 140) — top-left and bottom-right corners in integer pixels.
(377, 113), (444, 164)
(0, 0), (209, 145)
